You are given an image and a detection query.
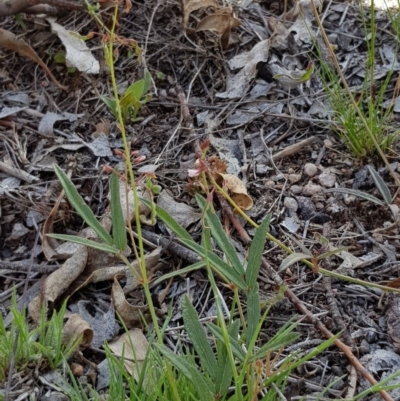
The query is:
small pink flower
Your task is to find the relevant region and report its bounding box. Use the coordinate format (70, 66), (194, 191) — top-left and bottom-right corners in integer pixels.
(188, 169), (200, 177)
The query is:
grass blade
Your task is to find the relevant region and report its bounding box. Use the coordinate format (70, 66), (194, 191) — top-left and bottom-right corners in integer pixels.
(367, 165), (392, 205)
(324, 187), (385, 206)
(179, 239), (247, 289)
(141, 199), (194, 243)
(245, 216), (270, 288)
(110, 172), (127, 251)
(182, 295), (217, 377)
(154, 344), (214, 401)
(152, 261), (206, 285)
(196, 195), (244, 276)
(46, 234), (118, 254)
(206, 323), (246, 362)
(53, 164), (113, 245)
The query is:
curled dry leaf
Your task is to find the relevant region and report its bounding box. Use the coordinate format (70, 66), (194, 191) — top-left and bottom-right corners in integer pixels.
(62, 313), (94, 348)
(28, 245), (88, 323)
(0, 28), (67, 91)
(112, 274), (150, 329)
(196, 7), (240, 49)
(66, 247), (161, 297)
(182, 0), (218, 29)
(215, 173), (253, 210)
(182, 0), (240, 49)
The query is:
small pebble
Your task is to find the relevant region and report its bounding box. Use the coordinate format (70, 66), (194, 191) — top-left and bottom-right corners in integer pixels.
(304, 163), (318, 177)
(290, 185), (302, 194)
(284, 197), (298, 212)
(315, 202), (324, 210)
(319, 173), (336, 188)
(324, 139), (333, 147)
(288, 174), (302, 184)
(302, 182), (322, 196)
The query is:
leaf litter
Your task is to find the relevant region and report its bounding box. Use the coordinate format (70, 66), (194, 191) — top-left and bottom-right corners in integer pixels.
(1, 0), (400, 399)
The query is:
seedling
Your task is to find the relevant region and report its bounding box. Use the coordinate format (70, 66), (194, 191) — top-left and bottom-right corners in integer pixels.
(101, 70), (152, 123)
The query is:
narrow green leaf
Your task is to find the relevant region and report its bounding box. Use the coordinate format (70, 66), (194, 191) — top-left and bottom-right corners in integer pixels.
(182, 295), (217, 377)
(46, 234), (118, 254)
(152, 261), (206, 285)
(279, 253), (312, 271)
(246, 286), (260, 348)
(110, 172), (127, 251)
(179, 239), (247, 290)
(215, 340), (232, 396)
(263, 334), (339, 386)
(251, 319), (299, 361)
(53, 165), (114, 245)
(206, 323), (246, 362)
(196, 195), (244, 276)
(245, 216), (270, 288)
(141, 199), (194, 243)
(324, 187), (385, 206)
(154, 344), (214, 401)
(154, 343), (193, 380)
(367, 165), (392, 205)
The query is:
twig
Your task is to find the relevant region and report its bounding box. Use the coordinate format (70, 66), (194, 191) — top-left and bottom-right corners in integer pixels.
(0, 160), (39, 183)
(272, 137), (319, 162)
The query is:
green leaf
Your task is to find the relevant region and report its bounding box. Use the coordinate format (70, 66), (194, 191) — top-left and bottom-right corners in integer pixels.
(121, 80), (145, 107)
(263, 333), (339, 386)
(152, 261), (206, 285)
(246, 286), (260, 348)
(143, 70), (152, 95)
(367, 165), (392, 205)
(251, 319), (299, 361)
(46, 234), (118, 254)
(245, 216), (270, 288)
(279, 253), (312, 271)
(100, 95), (117, 116)
(324, 187), (385, 206)
(110, 172), (127, 251)
(182, 295), (217, 378)
(196, 195), (244, 276)
(215, 339), (232, 396)
(154, 344), (214, 401)
(154, 344), (193, 380)
(206, 323), (246, 362)
(53, 165), (114, 246)
(147, 199), (247, 288)
(179, 239), (247, 290)
(142, 199), (194, 243)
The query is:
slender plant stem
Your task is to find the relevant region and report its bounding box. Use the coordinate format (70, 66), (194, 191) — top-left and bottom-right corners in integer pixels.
(106, 2), (162, 341)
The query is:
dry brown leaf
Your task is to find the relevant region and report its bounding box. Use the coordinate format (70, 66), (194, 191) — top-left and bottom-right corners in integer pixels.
(112, 274), (149, 329)
(28, 245), (88, 323)
(195, 7), (240, 49)
(62, 314), (93, 348)
(215, 173), (253, 210)
(0, 28), (67, 91)
(108, 329), (154, 388)
(183, 0), (218, 28)
(66, 247), (161, 297)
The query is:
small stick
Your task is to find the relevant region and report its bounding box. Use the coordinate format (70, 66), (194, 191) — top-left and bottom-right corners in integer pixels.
(0, 160), (39, 183)
(272, 137), (319, 162)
